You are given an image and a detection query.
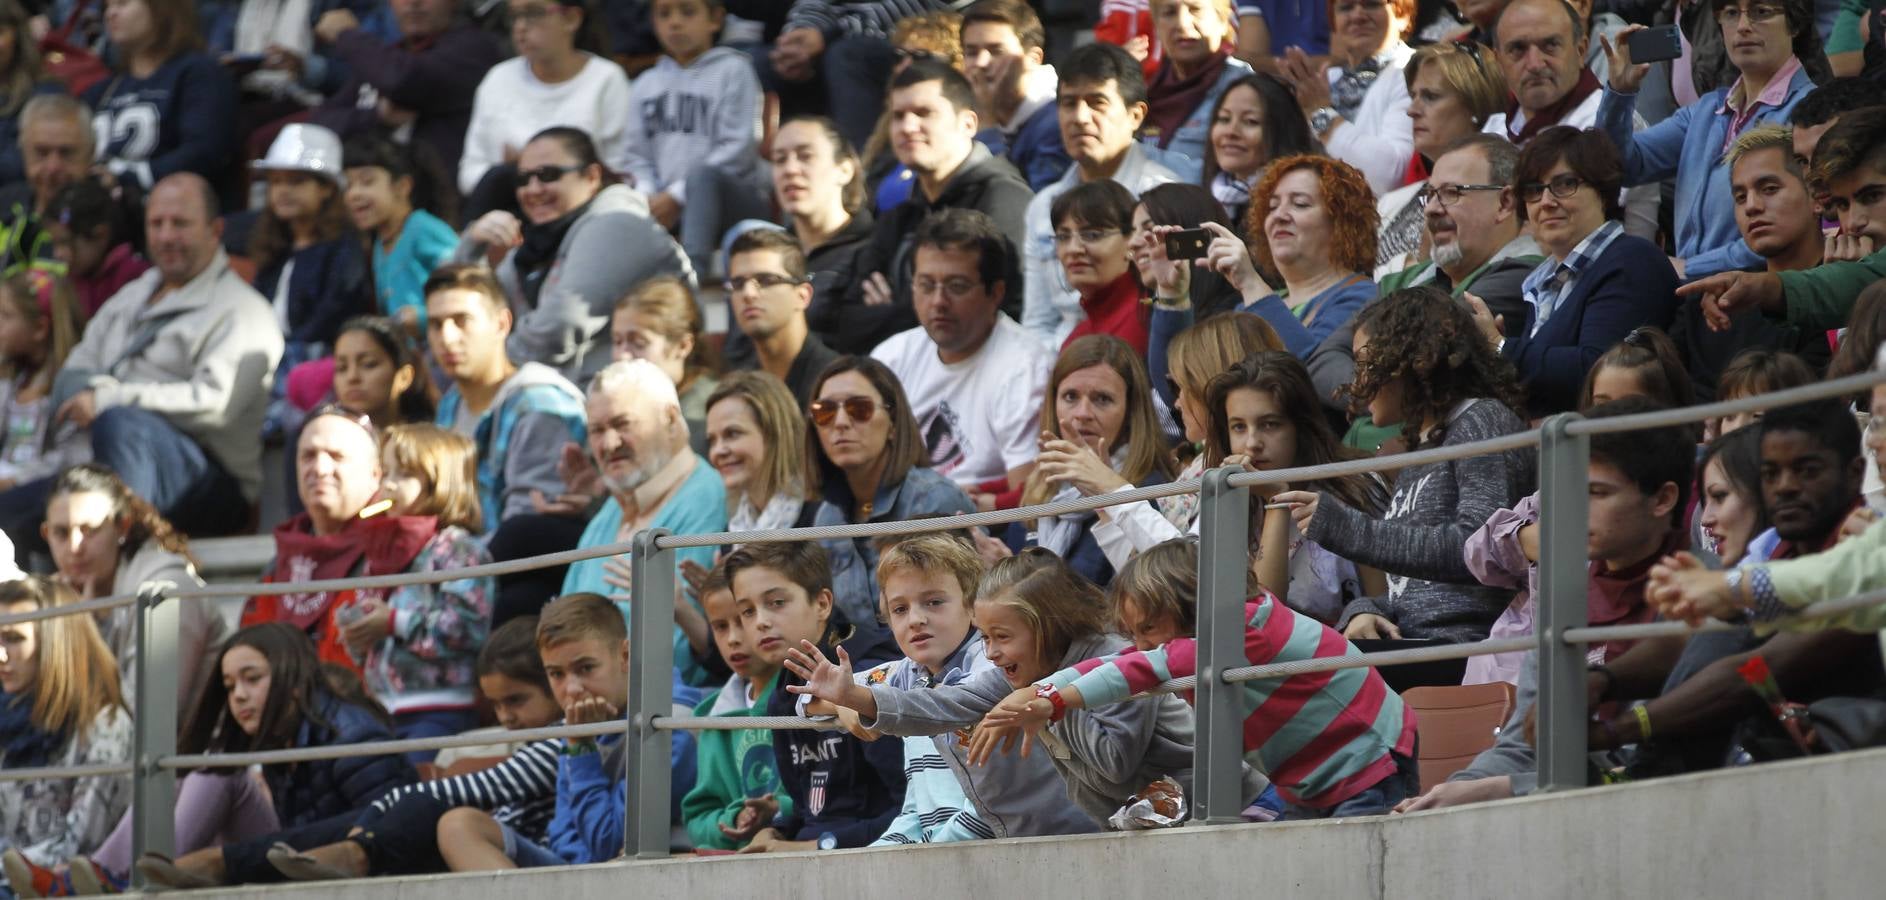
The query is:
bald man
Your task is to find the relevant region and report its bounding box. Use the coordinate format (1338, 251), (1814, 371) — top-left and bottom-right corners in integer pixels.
(0, 174), (283, 560)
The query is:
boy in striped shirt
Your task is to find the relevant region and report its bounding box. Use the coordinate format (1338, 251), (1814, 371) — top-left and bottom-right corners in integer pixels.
(981, 539), (1417, 817)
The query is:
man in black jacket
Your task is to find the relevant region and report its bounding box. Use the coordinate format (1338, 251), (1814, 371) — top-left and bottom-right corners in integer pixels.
(838, 60), (1032, 355)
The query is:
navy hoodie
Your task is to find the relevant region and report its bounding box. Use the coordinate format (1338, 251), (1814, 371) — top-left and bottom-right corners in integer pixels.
(767, 618), (905, 847)
(83, 53), (237, 191)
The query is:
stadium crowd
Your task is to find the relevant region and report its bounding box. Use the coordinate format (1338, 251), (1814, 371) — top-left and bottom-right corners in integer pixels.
(0, 0), (1881, 892)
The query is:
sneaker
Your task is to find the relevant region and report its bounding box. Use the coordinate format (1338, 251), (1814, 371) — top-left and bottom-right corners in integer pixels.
(3, 848), (74, 897)
(132, 854), (218, 891)
(64, 857), (124, 895)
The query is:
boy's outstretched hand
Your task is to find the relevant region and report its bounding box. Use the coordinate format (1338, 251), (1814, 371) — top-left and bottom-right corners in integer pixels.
(719, 794), (778, 844)
(783, 641), (852, 698)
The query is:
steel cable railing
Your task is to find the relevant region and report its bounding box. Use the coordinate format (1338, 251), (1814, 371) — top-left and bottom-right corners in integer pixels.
(0, 368), (1879, 880)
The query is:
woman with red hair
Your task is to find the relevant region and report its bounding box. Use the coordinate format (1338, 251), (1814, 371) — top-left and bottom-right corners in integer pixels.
(1194, 155), (1379, 359)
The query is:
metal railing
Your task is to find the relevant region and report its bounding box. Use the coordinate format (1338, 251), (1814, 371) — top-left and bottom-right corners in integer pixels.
(6, 369), (1882, 885)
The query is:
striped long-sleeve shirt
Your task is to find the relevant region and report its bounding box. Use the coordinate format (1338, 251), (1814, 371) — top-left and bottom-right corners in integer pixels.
(784, 0), (948, 41)
(363, 738), (560, 842)
(1041, 595), (1417, 809)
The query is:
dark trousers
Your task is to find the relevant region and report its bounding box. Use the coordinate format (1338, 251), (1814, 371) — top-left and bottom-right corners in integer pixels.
(1280, 747), (1422, 820)
(0, 407), (249, 562)
(487, 512), (589, 627)
(747, 35), (898, 152)
(220, 794), (460, 884)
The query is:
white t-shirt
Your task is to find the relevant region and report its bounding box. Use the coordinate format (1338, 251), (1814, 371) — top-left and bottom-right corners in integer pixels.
(459, 54), (635, 195)
(871, 315), (1051, 489)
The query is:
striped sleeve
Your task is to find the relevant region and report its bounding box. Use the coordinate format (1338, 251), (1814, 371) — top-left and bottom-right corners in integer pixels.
(1052, 639), (1198, 707)
(369, 739), (562, 815)
(784, 0), (943, 40)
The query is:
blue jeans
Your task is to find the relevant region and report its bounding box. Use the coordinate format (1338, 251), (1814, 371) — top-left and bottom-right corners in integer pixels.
(0, 407), (248, 560)
(1280, 749), (1422, 820)
(502, 823), (567, 869)
(747, 34), (898, 151)
(395, 709), (480, 763)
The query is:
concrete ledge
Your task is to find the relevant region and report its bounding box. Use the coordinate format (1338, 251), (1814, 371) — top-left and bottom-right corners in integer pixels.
(171, 746), (1886, 899)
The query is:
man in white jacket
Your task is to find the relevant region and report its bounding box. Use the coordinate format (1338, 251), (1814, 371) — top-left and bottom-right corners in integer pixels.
(0, 174), (282, 554)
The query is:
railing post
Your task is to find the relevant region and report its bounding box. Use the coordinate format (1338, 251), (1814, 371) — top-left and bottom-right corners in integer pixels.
(1536, 414), (1589, 792)
(1192, 466), (1250, 823)
(625, 529), (676, 858)
(130, 582), (179, 884)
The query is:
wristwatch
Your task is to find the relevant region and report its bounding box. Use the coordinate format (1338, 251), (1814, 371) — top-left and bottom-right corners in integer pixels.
(817, 832), (838, 851)
(1309, 106), (1340, 134)
(1035, 683), (1069, 722)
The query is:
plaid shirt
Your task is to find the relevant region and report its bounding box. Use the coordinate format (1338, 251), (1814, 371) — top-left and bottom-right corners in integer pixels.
(1520, 220), (1624, 339)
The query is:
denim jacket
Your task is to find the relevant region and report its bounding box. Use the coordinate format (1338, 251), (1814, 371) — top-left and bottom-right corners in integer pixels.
(814, 466), (974, 629)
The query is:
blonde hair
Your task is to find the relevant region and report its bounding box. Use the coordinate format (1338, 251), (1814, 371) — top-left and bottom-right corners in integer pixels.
(1726, 124), (1800, 176)
(1167, 313), (1286, 407)
(874, 533), (983, 614)
(975, 553), (1110, 668)
(0, 577), (124, 743)
(380, 423), (482, 532)
(1106, 538), (1206, 635)
(0, 269), (83, 379)
(705, 370), (807, 510)
(536, 592), (626, 650)
(1403, 42), (1506, 130)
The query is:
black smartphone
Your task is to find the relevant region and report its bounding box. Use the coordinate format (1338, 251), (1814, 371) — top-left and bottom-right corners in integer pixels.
(1626, 24), (1683, 64)
(1164, 228), (1211, 261)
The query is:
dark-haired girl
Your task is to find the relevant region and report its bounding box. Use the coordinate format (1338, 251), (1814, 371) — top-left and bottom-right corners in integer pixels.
(1276, 285), (1536, 644)
(341, 133), (459, 333)
(44, 180), (150, 318)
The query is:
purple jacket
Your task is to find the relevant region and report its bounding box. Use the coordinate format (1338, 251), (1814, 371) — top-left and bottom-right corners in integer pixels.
(310, 24), (503, 187)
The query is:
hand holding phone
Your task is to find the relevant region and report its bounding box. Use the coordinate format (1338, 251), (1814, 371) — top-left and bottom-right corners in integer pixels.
(1625, 24), (1682, 64)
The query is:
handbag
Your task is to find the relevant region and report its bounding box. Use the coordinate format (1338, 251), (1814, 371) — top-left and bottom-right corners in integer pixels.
(40, 1), (110, 96)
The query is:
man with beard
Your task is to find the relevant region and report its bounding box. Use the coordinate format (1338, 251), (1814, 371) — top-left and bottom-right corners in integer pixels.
(559, 358), (727, 686)
(1307, 135), (1541, 416)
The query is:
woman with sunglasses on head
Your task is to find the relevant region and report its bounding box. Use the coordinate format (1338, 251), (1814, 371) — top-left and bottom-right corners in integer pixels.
(1006, 335), (1176, 588)
(1373, 41), (1506, 278)
(807, 357), (974, 629)
(454, 126), (693, 385)
(1478, 127), (1679, 417)
(1598, 0), (1824, 279)
(1278, 0), (1419, 195)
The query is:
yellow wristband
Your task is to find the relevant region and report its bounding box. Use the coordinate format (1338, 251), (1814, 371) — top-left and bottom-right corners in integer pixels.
(1632, 704), (1652, 742)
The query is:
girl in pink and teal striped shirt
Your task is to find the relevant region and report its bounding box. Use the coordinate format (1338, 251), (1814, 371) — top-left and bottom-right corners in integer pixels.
(982, 538), (1419, 817)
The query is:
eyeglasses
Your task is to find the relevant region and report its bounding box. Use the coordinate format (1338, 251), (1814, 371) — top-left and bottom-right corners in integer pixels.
(1714, 3), (1784, 25)
(1518, 174), (1589, 203)
(727, 272), (807, 293)
(1451, 39), (1489, 67)
(809, 396), (886, 428)
(1416, 182), (1505, 208)
(913, 276), (981, 299)
(517, 164), (580, 186)
(1052, 227), (1124, 247)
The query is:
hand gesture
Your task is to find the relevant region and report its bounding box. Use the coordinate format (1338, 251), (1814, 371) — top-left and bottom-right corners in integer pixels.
(55, 389), (97, 429)
(965, 720), (1032, 766)
(556, 441), (603, 498)
(1036, 434), (1130, 497)
(1599, 27), (1653, 94)
(1343, 612), (1402, 640)
(340, 595), (392, 659)
(679, 558), (712, 597)
(782, 641), (855, 704)
(1464, 292), (1505, 351)
(1271, 489), (1320, 534)
(718, 794), (777, 844)
(770, 28), (825, 82)
(1278, 48), (1333, 121)
(1645, 551), (1737, 624)
(972, 526), (1013, 566)
(861, 272), (894, 306)
(467, 211), (524, 266)
(1825, 232), (1875, 263)
(601, 555), (635, 600)
(1676, 271), (1782, 332)
(1197, 221), (1272, 301)
(564, 695), (620, 729)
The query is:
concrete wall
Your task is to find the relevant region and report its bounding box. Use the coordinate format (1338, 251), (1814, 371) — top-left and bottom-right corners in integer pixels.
(185, 746), (1886, 900)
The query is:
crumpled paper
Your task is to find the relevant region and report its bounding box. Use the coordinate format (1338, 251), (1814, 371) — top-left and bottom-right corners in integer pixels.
(1108, 776), (1186, 830)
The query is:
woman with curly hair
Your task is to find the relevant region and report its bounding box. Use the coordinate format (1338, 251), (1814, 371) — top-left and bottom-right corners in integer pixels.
(1195, 155), (1379, 360)
(40, 464), (226, 721)
(1274, 286), (1537, 644)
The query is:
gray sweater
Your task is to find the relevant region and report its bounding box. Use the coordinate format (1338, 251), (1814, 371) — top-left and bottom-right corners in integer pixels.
(1450, 651), (1539, 796)
(862, 632), (1203, 827)
(1308, 398), (1536, 643)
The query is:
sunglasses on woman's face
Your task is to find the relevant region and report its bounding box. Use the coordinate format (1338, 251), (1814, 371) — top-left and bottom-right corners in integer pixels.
(517, 164), (580, 186)
(809, 396), (882, 428)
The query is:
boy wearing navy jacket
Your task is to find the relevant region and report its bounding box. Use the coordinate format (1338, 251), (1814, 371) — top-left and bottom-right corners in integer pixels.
(437, 593), (701, 869)
(722, 543), (907, 852)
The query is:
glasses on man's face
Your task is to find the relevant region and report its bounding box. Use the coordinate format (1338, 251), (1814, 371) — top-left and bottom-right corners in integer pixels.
(1714, 2), (1784, 25)
(1052, 227), (1123, 248)
(809, 396), (884, 428)
(727, 272), (806, 293)
(517, 164), (579, 186)
(913, 276), (980, 299)
(1417, 182), (1505, 209)
(1518, 174), (1589, 203)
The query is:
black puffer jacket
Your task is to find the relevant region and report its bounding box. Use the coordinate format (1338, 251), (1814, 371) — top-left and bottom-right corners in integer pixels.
(262, 691), (415, 827)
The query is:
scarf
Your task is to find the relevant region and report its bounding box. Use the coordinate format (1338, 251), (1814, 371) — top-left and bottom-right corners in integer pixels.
(1037, 447), (1130, 557)
(1505, 68), (1601, 145)
(1210, 169), (1253, 212)
(513, 195), (596, 306)
(1143, 46), (1232, 149)
(261, 512), (439, 631)
(0, 691), (63, 769)
(729, 491), (805, 542)
(1330, 53), (1389, 121)
(1586, 526), (1685, 661)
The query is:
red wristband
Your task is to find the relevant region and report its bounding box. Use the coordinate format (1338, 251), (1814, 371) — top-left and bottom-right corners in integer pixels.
(1034, 684), (1068, 722)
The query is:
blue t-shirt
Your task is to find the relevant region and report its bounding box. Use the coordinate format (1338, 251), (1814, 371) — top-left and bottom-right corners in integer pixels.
(372, 208), (459, 326)
(1238, 0), (1330, 56)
